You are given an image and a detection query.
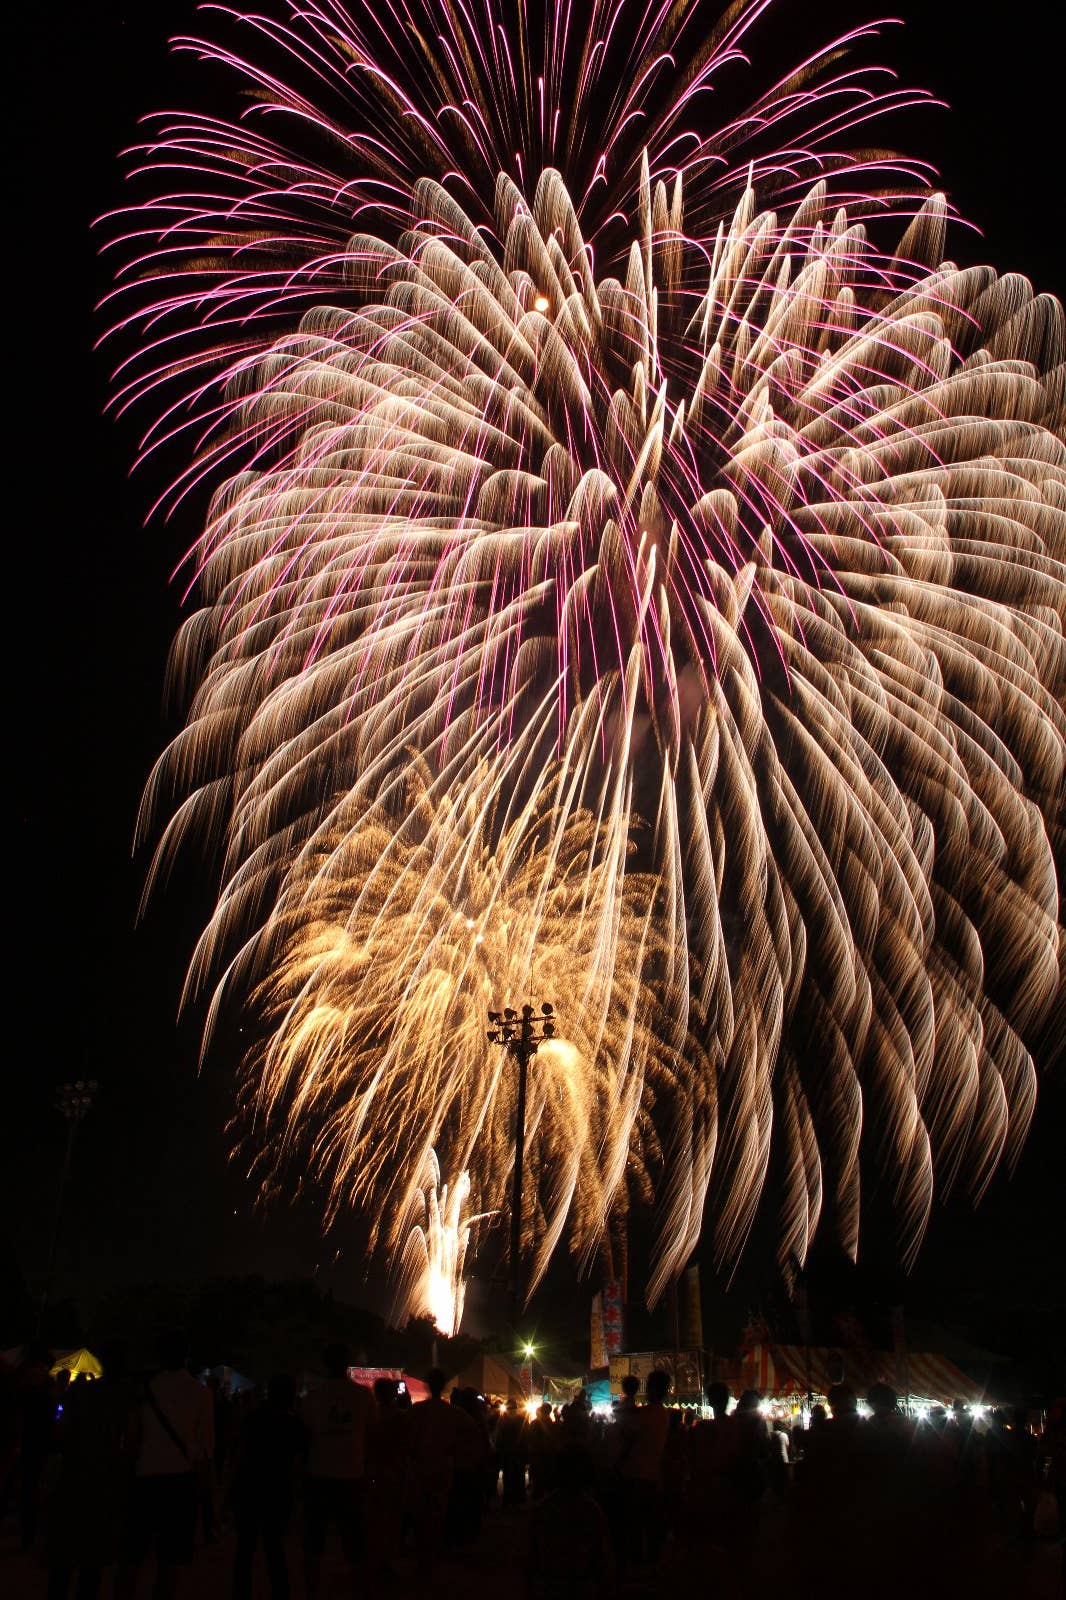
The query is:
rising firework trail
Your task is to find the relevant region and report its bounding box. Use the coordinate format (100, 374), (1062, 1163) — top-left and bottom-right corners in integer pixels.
(107, 1), (1066, 1305)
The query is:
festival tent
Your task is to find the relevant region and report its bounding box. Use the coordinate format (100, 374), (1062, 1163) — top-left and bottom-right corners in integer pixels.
(728, 1342), (993, 1407)
(543, 1373), (584, 1404)
(3, 1347), (105, 1378)
(51, 1348), (104, 1381)
(540, 1356), (586, 1405)
(445, 1352), (528, 1400)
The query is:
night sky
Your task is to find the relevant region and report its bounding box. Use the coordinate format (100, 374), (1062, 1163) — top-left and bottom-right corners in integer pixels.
(6, 2), (1064, 1377)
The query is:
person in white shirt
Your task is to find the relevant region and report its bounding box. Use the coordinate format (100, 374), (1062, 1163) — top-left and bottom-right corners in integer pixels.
(115, 1331), (213, 1600)
(300, 1343), (376, 1600)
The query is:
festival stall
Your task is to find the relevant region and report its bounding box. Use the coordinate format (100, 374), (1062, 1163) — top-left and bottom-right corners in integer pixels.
(720, 1341), (995, 1414)
(609, 1349), (705, 1404)
(347, 1365), (430, 1401)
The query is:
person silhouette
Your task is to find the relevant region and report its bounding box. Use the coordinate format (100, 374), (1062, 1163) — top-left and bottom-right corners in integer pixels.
(15, 1341), (57, 1554)
(366, 1376), (408, 1576)
(405, 1367), (481, 1571)
(230, 1373), (308, 1600)
(300, 1343), (376, 1600)
(115, 1330), (213, 1600)
(527, 1448), (614, 1599)
(44, 1342), (135, 1600)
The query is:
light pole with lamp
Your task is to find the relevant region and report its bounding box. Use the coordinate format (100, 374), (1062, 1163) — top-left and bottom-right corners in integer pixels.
(37, 1078), (98, 1335)
(487, 1000), (556, 1333)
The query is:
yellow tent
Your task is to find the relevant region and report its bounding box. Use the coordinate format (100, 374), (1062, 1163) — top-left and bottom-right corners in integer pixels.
(50, 1347), (104, 1380)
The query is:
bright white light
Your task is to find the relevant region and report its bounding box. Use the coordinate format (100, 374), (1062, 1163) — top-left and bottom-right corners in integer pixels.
(969, 1402), (988, 1420)
(525, 1398), (540, 1419)
(857, 1400), (872, 1419)
(758, 1400), (773, 1416)
(533, 294), (551, 312)
(915, 1404), (929, 1421)
(399, 1153), (482, 1337)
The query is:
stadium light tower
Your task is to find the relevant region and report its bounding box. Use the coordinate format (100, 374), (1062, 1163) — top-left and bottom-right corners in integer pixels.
(38, 1078), (98, 1334)
(487, 1001), (556, 1330)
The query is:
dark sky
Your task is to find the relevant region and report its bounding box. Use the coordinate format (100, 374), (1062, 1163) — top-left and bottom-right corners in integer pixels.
(6, 2), (1064, 1372)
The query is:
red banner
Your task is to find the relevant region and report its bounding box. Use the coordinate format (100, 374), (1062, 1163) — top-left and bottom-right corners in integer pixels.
(603, 1279), (624, 1356)
(590, 1293), (606, 1369)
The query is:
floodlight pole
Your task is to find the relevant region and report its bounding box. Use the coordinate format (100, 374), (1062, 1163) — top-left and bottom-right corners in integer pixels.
(37, 1079), (97, 1336)
(509, 1020), (531, 1335)
(487, 1001), (556, 1333)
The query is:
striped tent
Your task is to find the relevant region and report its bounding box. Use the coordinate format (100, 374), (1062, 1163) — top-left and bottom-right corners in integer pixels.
(726, 1343), (991, 1406)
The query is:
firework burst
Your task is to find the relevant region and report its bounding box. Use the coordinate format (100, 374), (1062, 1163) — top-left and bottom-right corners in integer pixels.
(116, 1), (1065, 1303)
(394, 1150), (490, 1336)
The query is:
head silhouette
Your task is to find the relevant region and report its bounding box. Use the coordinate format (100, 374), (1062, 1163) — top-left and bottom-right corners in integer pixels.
(828, 1383), (858, 1419)
(647, 1370), (671, 1404)
(866, 1383), (898, 1419)
(706, 1381), (731, 1419)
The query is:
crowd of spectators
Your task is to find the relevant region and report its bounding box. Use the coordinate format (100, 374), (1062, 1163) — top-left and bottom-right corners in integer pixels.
(1, 1337), (1062, 1598)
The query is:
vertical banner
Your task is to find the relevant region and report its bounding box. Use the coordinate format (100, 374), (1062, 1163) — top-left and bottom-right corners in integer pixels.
(590, 1292), (606, 1369)
(602, 1278), (625, 1356)
(610, 1216), (629, 1308)
(682, 1265), (703, 1349)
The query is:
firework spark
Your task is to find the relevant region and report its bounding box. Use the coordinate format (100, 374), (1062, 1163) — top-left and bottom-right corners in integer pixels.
(117, 2), (1065, 1303)
(394, 1149), (490, 1336)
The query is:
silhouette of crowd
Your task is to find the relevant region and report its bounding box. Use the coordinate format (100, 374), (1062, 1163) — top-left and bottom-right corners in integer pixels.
(1, 1337), (1062, 1599)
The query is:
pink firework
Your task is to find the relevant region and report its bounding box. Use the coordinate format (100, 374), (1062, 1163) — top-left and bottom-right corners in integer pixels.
(109, 3), (1064, 1304)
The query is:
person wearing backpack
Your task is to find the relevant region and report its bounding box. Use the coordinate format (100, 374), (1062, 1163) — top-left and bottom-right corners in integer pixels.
(115, 1331), (214, 1600)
